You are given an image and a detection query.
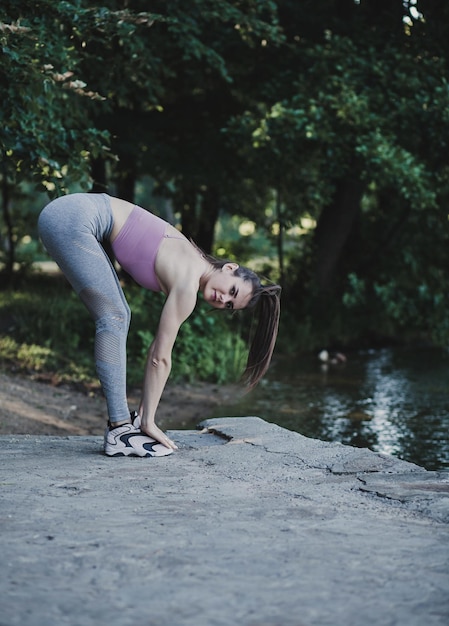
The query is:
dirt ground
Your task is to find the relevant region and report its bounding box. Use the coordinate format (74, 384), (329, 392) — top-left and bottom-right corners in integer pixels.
(0, 369), (241, 436)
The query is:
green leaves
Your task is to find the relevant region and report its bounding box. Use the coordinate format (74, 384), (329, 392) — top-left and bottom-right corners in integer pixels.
(3, 0), (449, 347)
(0, 1), (110, 192)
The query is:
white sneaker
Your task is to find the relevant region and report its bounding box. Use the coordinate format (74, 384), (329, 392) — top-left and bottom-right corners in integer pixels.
(104, 422), (173, 458)
(130, 410), (141, 429)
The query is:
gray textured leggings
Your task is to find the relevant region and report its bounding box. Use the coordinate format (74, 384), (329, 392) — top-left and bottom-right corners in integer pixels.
(38, 193), (131, 423)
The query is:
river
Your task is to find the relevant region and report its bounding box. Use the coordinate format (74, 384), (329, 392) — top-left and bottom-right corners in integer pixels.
(213, 346), (449, 471)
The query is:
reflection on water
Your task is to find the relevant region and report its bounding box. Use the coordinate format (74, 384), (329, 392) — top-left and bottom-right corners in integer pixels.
(213, 347), (449, 471)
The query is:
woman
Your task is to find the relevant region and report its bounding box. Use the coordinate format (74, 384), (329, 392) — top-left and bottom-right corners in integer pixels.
(38, 193), (281, 457)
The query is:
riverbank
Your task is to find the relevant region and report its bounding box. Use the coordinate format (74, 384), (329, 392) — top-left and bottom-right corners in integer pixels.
(1, 417), (448, 626)
(0, 369), (240, 435)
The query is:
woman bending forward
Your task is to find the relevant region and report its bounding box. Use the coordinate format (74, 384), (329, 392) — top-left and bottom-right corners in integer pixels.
(38, 193), (281, 458)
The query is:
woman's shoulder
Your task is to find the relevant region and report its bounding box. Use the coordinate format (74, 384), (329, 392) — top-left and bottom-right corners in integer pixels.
(156, 238), (205, 292)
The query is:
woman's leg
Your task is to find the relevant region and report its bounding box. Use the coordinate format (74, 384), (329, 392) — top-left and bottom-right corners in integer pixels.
(38, 193), (131, 424)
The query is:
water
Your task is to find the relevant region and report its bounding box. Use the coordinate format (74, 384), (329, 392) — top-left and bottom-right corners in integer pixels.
(213, 347), (449, 471)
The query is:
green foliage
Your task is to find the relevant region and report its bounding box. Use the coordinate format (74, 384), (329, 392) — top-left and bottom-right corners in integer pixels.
(162, 311), (246, 384)
(2, 0), (449, 352)
(0, 334), (95, 383)
(223, 4), (449, 347)
(0, 283), (96, 381)
(0, 0), (113, 193)
(0, 279), (248, 388)
(0, 335), (54, 371)
(227, 32), (447, 221)
(3, 285), (92, 350)
(128, 287), (247, 384)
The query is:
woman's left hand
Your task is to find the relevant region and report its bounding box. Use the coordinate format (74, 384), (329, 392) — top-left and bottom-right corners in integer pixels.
(141, 421), (178, 451)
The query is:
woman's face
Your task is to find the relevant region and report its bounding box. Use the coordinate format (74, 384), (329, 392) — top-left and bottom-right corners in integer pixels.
(204, 263), (253, 311)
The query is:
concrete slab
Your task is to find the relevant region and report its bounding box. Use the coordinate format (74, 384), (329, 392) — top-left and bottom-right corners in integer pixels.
(1, 417), (448, 626)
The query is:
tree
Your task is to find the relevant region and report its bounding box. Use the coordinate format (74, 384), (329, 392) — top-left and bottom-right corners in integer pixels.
(224, 0), (449, 343)
(85, 0), (284, 249)
(3, 0), (449, 348)
(0, 1), (117, 278)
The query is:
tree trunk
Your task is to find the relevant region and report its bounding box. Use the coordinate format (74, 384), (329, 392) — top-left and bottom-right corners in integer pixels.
(116, 170), (135, 204)
(90, 158), (108, 193)
(1, 176), (14, 285)
(276, 186), (285, 287)
(313, 178), (364, 295)
(179, 185), (198, 243)
(195, 187), (220, 254)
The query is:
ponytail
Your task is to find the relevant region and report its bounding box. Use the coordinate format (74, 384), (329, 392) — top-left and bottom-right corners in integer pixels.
(231, 265), (281, 389)
(241, 282), (281, 390)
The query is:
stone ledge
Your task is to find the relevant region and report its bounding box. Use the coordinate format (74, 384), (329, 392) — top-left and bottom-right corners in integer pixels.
(199, 417), (449, 523)
(1, 418), (448, 626)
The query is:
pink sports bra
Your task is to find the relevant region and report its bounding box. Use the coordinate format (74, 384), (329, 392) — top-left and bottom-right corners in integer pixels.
(111, 205), (181, 292)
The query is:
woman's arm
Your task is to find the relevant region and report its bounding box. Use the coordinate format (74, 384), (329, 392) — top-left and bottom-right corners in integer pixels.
(138, 288), (197, 449)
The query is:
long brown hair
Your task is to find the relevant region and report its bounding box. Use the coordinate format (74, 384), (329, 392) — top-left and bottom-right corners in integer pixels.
(235, 267), (281, 390)
(200, 249), (281, 390)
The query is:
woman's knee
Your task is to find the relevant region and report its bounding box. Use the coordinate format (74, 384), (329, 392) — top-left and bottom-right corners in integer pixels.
(79, 287), (130, 326)
(96, 306), (130, 336)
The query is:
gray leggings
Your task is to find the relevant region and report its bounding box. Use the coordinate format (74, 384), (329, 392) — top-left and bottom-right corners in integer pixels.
(38, 193), (131, 423)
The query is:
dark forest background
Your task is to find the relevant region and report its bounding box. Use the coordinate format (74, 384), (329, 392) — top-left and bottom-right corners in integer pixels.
(1, 0), (448, 385)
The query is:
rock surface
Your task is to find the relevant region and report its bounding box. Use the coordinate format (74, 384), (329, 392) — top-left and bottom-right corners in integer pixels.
(1, 416), (448, 626)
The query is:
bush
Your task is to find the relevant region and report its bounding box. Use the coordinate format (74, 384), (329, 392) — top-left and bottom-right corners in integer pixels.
(128, 287), (247, 385)
(0, 279), (248, 388)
